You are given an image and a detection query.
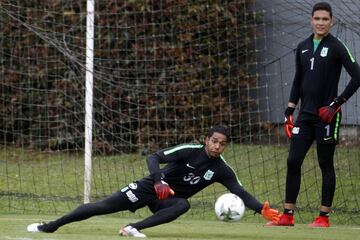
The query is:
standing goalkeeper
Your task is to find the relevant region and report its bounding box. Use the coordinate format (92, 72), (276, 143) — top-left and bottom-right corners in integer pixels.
(27, 126), (280, 237)
(268, 2), (360, 227)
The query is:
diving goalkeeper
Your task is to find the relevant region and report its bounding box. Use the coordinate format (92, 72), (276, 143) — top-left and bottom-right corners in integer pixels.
(27, 126), (280, 237)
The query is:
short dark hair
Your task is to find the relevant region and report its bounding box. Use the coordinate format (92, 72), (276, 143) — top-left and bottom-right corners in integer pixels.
(312, 2), (332, 18)
(207, 126), (230, 141)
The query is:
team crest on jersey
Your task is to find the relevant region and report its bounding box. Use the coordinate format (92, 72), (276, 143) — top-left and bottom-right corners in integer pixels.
(320, 47), (328, 57)
(129, 182), (138, 190)
(203, 170), (214, 180)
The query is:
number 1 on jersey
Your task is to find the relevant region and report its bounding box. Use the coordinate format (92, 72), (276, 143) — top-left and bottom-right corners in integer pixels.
(325, 124), (330, 136)
(310, 57), (314, 70)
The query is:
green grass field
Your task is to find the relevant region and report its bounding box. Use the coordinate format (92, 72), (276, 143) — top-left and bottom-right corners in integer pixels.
(1, 143), (360, 240)
(1, 213), (360, 240)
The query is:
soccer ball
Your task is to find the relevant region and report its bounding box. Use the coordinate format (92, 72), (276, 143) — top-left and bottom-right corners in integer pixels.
(214, 193), (245, 222)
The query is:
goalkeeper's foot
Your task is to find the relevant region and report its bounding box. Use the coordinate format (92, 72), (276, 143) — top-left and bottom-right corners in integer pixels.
(27, 222), (57, 233)
(119, 225), (146, 238)
(266, 214), (294, 226)
(27, 223), (44, 233)
(308, 216), (330, 228)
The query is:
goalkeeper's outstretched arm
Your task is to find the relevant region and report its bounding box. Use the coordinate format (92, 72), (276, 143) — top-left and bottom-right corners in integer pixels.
(220, 170), (280, 223)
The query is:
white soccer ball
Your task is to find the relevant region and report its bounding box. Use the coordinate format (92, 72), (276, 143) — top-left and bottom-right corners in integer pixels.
(214, 193), (245, 222)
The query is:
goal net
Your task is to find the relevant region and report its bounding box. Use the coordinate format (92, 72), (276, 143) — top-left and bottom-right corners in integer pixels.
(0, 0), (359, 224)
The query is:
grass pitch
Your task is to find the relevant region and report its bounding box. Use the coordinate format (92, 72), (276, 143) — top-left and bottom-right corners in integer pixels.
(1, 213), (360, 240)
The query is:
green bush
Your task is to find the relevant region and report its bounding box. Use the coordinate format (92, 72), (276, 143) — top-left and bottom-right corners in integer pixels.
(0, 0), (262, 153)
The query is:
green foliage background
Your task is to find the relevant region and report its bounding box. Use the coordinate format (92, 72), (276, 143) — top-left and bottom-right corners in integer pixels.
(0, 0), (263, 153)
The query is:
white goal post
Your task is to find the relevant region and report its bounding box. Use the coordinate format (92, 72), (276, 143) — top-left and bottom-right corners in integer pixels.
(84, 0), (95, 204)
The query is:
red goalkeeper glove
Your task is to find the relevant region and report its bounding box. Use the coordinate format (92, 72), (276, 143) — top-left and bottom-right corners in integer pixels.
(261, 201), (281, 223)
(318, 97), (345, 123)
(154, 180), (175, 200)
(284, 107), (295, 139)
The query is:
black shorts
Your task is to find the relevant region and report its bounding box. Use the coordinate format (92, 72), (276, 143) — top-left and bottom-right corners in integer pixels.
(114, 180), (157, 212)
(114, 180), (184, 213)
(292, 112), (342, 144)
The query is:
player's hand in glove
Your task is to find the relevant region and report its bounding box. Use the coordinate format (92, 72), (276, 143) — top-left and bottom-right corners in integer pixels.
(318, 97), (345, 123)
(284, 107), (295, 139)
(154, 180), (175, 200)
(261, 201), (281, 223)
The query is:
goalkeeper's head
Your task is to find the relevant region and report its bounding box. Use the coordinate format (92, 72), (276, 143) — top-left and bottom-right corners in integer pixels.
(205, 126), (229, 158)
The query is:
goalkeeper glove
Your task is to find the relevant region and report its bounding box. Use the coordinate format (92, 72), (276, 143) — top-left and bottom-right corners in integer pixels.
(154, 180), (175, 200)
(261, 201), (281, 223)
(318, 97), (345, 124)
(284, 107), (295, 139)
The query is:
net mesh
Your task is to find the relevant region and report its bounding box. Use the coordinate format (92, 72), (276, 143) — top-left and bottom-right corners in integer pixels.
(0, 0), (359, 224)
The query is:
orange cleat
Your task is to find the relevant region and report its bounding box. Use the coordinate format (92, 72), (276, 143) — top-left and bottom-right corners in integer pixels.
(308, 216), (330, 228)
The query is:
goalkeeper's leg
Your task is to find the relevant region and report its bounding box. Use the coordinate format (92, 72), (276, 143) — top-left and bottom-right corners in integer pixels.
(35, 190), (131, 232)
(308, 143), (336, 227)
(125, 197), (190, 231)
(317, 143), (336, 208)
(285, 137), (313, 205)
(267, 137), (313, 226)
